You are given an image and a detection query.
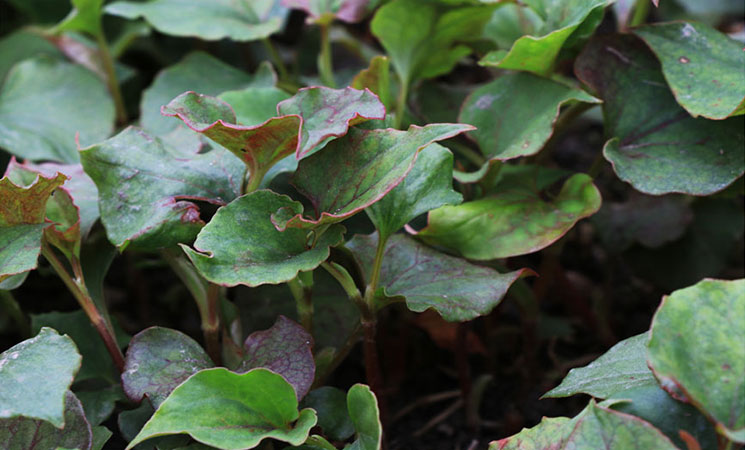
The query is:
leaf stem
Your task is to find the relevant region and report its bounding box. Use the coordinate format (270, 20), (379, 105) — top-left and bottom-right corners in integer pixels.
(450, 141), (486, 168)
(243, 164), (268, 195)
(394, 78), (409, 129)
(365, 234), (388, 301)
(261, 38), (289, 82)
(288, 276), (313, 332)
(321, 262), (363, 308)
(95, 32), (127, 125)
(629, 0), (651, 27)
(41, 241), (125, 372)
(318, 23), (336, 87)
(204, 283), (222, 365)
(0, 289), (30, 338)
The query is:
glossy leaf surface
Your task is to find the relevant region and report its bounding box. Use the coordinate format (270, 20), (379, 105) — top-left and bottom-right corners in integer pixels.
(459, 72), (599, 161)
(238, 316), (315, 400)
(183, 190), (344, 287)
(127, 368), (317, 449)
(349, 233), (528, 321)
(80, 127), (244, 249)
(0, 328), (81, 427)
(576, 34), (744, 195)
(122, 327), (213, 408)
(274, 124), (473, 230)
(417, 174), (601, 260)
(634, 22), (745, 119)
(647, 278), (745, 441)
(0, 57), (114, 163)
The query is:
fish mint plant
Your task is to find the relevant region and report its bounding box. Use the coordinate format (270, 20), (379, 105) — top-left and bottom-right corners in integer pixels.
(0, 0), (743, 449)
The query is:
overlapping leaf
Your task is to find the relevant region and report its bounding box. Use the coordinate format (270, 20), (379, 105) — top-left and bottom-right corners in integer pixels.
(0, 57), (114, 163)
(283, 0), (373, 23)
(121, 327), (213, 408)
(351, 56), (392, 110)
(349, 234), (529, 321)
(300, 387), (354, 442)
(0, 328), (81, 427)
(106, 0), (285, 42)
(273, 124), (473, 230)
(634, 22), (745, 119)
(80, 127), (244, 249)
(126, 368), (317, 449)
(416, 173), (601, 260)
(647, 278), (745, 442)
(459, 72), (600, 161)
(576, 34), (744, 195)
(0, 30), (62, 81)
(182, 190), (345, 287)
(238, 316), (315, 400)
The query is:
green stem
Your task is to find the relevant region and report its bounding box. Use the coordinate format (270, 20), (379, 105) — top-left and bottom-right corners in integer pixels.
(450, 141), (487, 167)
(587, 151), (606, 178)
(365, 234), (388, 302)
(394, 77), (410, 129)
(261, 37), (290, 83)
(321, 262), (363, 308)
(243, 164), (268, 195)
(288, 276), (313, 332)
(629, 0), (651, 27)
(318, 23), (335, 87)
(204, 283), (222, 365)
(0, 290), (30, 337)
(95, 32), (127, 125)
(41, 241), (125, 372)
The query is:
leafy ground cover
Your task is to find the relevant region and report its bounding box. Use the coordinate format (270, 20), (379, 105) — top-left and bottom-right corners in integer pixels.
(0, 0), (743, 449)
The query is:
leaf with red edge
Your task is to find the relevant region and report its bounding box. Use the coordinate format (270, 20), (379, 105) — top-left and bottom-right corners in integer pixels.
(272, 123), (473, 231)
(276, 86), (386, 159)
(238, 316), (315, 400)
(283, 0), (373, 23)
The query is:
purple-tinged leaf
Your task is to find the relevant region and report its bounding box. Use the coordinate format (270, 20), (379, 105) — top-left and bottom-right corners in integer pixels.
(276, 86), (386, 158)
(0, 391), (92, 450)
(122, 327), (214, 409)
(349, 233), (530, 321)
(283, 0), (373, 23)
(272, 123), (473, 231)
(238, 316), (315, 400)
(79, 127), (244, 249)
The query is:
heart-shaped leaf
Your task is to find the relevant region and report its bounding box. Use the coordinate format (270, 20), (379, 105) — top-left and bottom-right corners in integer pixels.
(349, 233), (529, 321)
(105, 0), (285, 42)
(647, 278), (745, 442)
(0, 172), (66, 281)
(126, 368), (318, 449)
(182, 190), (345, 287)
(273, 123), (473, 230)
(0, 391), (92, 450)
(80, 127), (244, 249)
(416, 173), (601, 260)
(459, 72), (600, 161)
(0, 328), (81, 427)
(238, 316), (314, 400)
(633, 22), (745, 120)
(0, 57), (114, 163)
(491, 400), (677, 449)
(122, 327), (213, 408)
(283, 0), (373, 23)
(544, 333), (657, 399)
(575, 34), (744, 196)
(480, 0), (609, 76)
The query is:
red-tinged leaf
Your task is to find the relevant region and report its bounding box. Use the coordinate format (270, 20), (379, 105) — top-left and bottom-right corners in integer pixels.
(276, 86), (386, 158)
(272, 123), (473, 231)
(238, 316), (315, 400)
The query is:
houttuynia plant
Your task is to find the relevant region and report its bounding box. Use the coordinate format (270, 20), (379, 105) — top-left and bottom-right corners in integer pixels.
(0, 0), (743, 448)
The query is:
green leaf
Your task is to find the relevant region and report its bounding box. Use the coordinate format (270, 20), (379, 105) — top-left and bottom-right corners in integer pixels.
(544, 333), (657, 399)
(284, 0), (373, 23)
(238, 316), (315, 400)
(0, 30), (63, 81)
(272, 124), (473, 230)
(416, 173), (601, 259)
(300, 387), (354, 442)
(490, 400), (677, 449)
(276, 87), (386, 159)
(647, 278), (745, 441)
(351, 56), (392, 110)
(633, 22), (745, 120)
(365, 144), (461, 241)
(349, 233), (529, 321)
(118, 402), (190, 450)
(121, 327), (213, 408)
(480, 0), (609, 76)
(0, 57), (114, 163)
(371, 0), (495, 87)
(0, 391), (92, 450)
(346, 384), (382, 450)
(92, 425), (113, 450)
(459, 72), (600, 161)
(481, 3), (542, 50)
(77, 387), (126, 427)
(182, 190), (345, 287)
(57, 0), (104, 36)
(140, 52), (270, 137)
(0, 172), (67, 282)
(31, 310), (127, 384)
(575, 34), (745, 196)
(80, 127), (244, 249)
(0, 328), (81, 427)
(105, 0), (284, 42)
(219, 87), (291, 127)
(126, 368), (318, 450)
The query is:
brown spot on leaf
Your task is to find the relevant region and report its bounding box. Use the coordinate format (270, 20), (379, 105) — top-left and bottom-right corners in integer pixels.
(722, 363), (731, 370)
